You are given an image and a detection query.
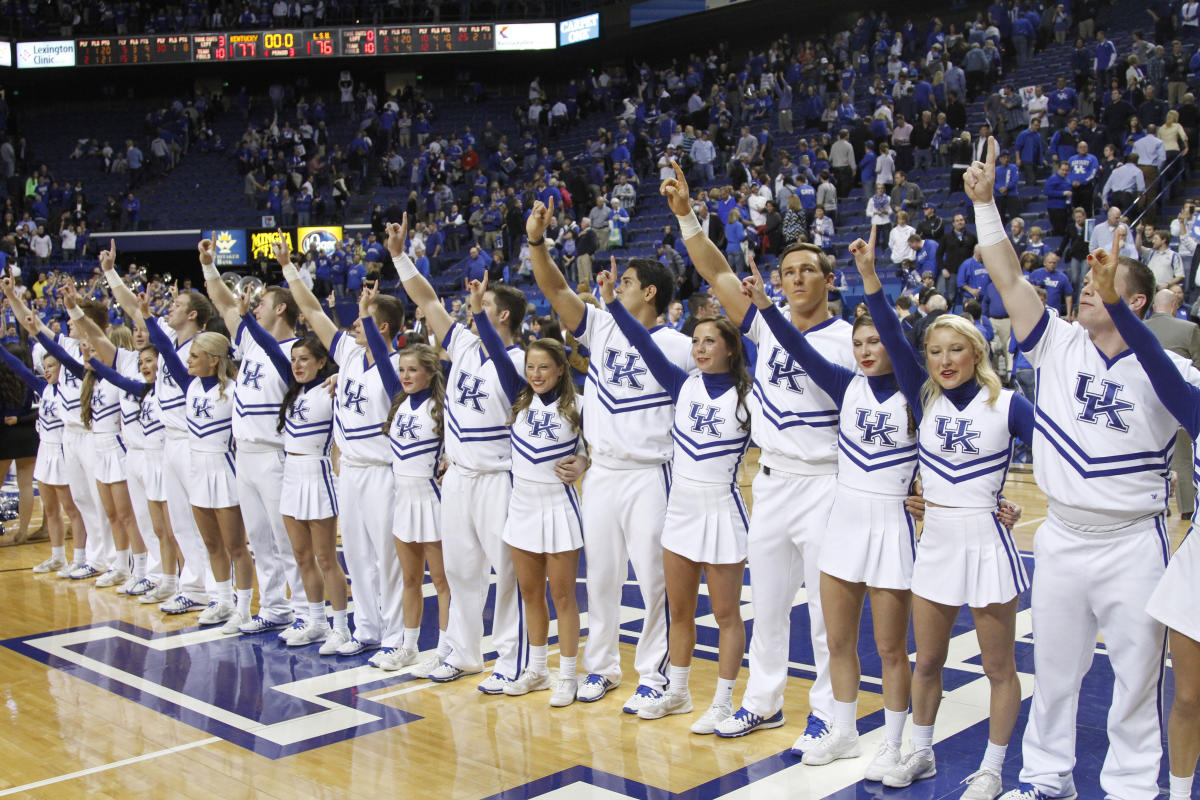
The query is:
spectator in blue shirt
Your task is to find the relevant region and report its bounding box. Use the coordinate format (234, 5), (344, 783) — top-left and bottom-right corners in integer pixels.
(1047, 77), (1078, 130)
(1044, 161), (1075, 237)
(1067, 140), (1100, 215)
(1013, 118), (1046, 185)
(345, 259), (367, 295)
(1029, 252), (1075, 317)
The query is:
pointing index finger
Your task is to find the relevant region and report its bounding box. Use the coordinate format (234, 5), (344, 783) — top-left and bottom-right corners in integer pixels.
(671, 159), (686, 183)
(985, 136), (997, 171)
(867, 223), (877, 251)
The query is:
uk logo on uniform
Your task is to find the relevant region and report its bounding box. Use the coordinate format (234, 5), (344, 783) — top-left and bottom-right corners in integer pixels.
(241, 361), (265, 390)
(526, 410), (561, 440)
(766, 346), (807, 393)
(289, 399), (309, 422)
(604, 349), (647, 389)
(688, 403), (724, 436)
(935, 416), (980, 454)
(341, 380), (367, 414)
(393, 413), (420, 440)
(1073, 373), (1133, 431)
(856, 409), (898, 447)
(192, 398), (214, 419)
(455, 373), (488, 412)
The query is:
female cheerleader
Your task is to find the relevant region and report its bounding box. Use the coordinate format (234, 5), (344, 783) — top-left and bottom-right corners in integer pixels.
(237, 297), (351, 655)
(361, 286), (452, 675)
(1091, 236), (1200, 800)
(0, 342), (38, 547)
(863, 226), (1034, 800)
(0, 342), (81, 573)
(469, 273), (584, 707)
(145, 315), (253, 633)
(738, 237), (917, 773)
(595, 264), (753, 734)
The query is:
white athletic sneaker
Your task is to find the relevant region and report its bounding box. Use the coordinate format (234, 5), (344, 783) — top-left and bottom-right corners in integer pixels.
(32, 555), (66, 574)
(790, 712), (832, 755)
(477, 673), (514, 694)
(115, 575), (140, 595)
(800, 728), (861, 765)
(549, 677), (578, 707)
(238, 615), (290, 635)
(68, 563), (101, 580)
(621, 685), (664, 714)
(124, 577), (155, 596)
(287, 623), (331, 647)
(279, 619), (309, 643)
(637, 689), (693, 720)
(575, 673), (619, 702)
(409, 654), (443, 680)
(139, 583), (175, 604)
(961, 768), (1004, 800)
(882, 749), (937, 788)
(428, 662), (482, 682)
(367, 648), (395, 668)
(335, 635), (378, 657)
(502, 669), (552, 696)
(57, 560), (83, 579)
(197, 601), (234, 626)
(220, 612), (250, 635)
(95, 568), (129, 588)
(864, 740), (902, 782)
(159, 594), (205, 614)
(380, 646), (419, 671)
(318, 628), (352, 656)
(997, 785), (1077, 800)
(714, 707), (786, 738)
(690, 701), (735, 735)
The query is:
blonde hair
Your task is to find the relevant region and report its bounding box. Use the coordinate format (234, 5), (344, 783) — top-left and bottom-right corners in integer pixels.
(192, 331), (237, 399)
(919, 315), (1003, 410)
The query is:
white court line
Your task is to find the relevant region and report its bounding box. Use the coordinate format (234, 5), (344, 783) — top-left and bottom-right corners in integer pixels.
(1014, 515), (1046, 529)
(0, 736), (220, 796)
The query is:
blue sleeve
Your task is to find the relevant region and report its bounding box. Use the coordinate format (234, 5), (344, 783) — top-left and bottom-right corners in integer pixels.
(363, 317), (401, 398)
(472, 311), (523, 403)
(88, 357), (148, 396)
(145, 318), (191, 390)
(1007, 392), (1035, 444)
(758, 303), (853, 404)
(606, 299), (687, 400)
(34, 333), (85, 378)
(864, 289), (926, 418)
(1106, 300), (1200, 437)
(239, 315), (291, 384)
(0, 344), (46, 392)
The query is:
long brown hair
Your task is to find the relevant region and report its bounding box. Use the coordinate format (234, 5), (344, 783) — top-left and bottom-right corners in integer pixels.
(81, 325), (133, 429)
(276, 335), (336, 433)
(382, 343), (446, 437)
(508, 337), (582, 434)
(692, 316), (752, 432)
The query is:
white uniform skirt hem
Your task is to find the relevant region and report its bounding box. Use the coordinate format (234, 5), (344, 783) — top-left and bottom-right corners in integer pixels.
(661, 474), (748, 564)
(392, 473), (442, 543)
(819, 484), (916, 590)
(911, 504), (1028, 607)
(92, 433), (128, 484)
(502, 477), (583, 554)
(1147, 530), (1200, 641)
(280, 454), (338, 521)
(189, 450), (239, 509)
(33, 442), (68, 485)
(142, 446), (167, 502)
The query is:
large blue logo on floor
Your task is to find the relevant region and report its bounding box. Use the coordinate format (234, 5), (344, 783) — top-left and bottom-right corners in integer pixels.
(1, 621), (420, 758)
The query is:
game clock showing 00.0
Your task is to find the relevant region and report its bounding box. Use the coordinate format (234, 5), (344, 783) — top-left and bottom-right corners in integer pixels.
(192, 30), (341, 60)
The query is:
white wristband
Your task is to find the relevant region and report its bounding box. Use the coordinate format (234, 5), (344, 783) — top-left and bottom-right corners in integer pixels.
(201, 262), (220, 281)
(973, 201), (1007, 247)
(393, 253), (418, 281)
(103, 268), (120, 287)
(676, 211), (702, 240)
(68, 305), (84, 321)
(281, 264), (300, 284)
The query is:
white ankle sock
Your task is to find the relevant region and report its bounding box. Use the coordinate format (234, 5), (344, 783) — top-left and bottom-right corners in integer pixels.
(436, 628), (450, 657)
(529, 644), (548, 674)
(883, 708), (907, 747)
(713, 677), (736, 706)
(1169, 773), (1193, 799)
(912, 723), (934, 753)
(235, 589), (252, 617)
(832, 699), (858, 733)
(51, 545), (65, 560)
(981, 740), (1007, 773)
(161, 575), (178, 592)
(114, 549), (130, 572)
(403, 627), (419, 650)
(331, 608), (348, 631)
(308, 602), (327, 626)
(215, 579), (234, 606)
(667, 664), (690, 694)
(132, 552), (147, 578)
(558, 655), (577, 679)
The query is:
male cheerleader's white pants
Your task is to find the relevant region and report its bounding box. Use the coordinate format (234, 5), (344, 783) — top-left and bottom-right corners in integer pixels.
(124, 447), (162, 580)
(741, 469), (836, 723)
(1019, 512), (1168, 800)
(441, 465), (527, 678)
(238, 446), (305, 623)
(62, 426), (113, 570)
(580, 462), (672, 692)
(163, 429), (212, 602)
(337, 460), (402, 647)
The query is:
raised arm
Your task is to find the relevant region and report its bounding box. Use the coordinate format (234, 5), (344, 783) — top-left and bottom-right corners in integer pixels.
(274, 232), (339, 350)
(34, 328), (86, 379)
(61, 279), (115, 364)
(527, 196), (586, 332)
(965, 136), (1044, 341)
(239, 306), (292, 383)
(740, 263), (853, 404)
(198, 238), (243, 334)
(663, 161), (751, 325)
(1, 277), (51, 338)
(596, 266), (686, 399)
(100, 240), (145, 329)
(144, 317), (190, 389)
(89, 356), (150, 396)
(468, 274), (523, 403)
(0, 343), (46, 393)
(362, 315), (402, 398)
(385, 217), (454, 344)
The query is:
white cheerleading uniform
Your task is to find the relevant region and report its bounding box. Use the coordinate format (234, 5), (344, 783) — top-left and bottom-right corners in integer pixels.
(331, 328), (403, 649)
(387, 389), (442, 544)
(1015, 307), (1200, 800)
(440, 320), (528, 678)
(0, 346), (67, 486)
(572, 302), (693, 691)
(86, 349), (139, 485)
(184, 376), (237, 509)
(280, 381), (337, 522)
(736, 304), (855, 722)
(138, 391), (167, 502)
(234, 315), (305, 623)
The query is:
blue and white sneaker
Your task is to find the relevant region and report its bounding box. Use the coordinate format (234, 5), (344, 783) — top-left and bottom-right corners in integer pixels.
(477, 673), (514, 694)
(790, 712), (831, 756)
(238, 615), (291, 635)
(428, 662), (483, 682)
(68, 563), (101, 580)
(576, 674), (619, 702)
(622, 685), (663, 714)
(124, 577), (156, 596)
(714, 707), (786, 738)
(335, 636), (379, 657)
(997, 785), (1078, 800)
(368, 647), (395, 668)
(279, 618), (308, 643)
(159, 594), (205, 615)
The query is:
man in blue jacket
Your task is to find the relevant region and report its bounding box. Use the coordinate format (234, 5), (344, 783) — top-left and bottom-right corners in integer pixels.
(1066, 139), (1099, 215)
(1043, 161), (1075, 237)
(1013, 118), (1045, 186)
(994, 149), (1021, 223)
(1046, 77), (1078, 131)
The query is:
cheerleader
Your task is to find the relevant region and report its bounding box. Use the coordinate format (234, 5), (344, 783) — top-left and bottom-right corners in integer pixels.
(144, 316), (254, 633)
(865, 227), (1035, 798)
(595, 265), (753, 734)
(0, 341), (81, 573)
(236, 300), (351, 652)
(0, 341), (37, 547)
(469, 274), (585, 707)
(1091, 237), (1200, 800)
(361, 286), (451, 674)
